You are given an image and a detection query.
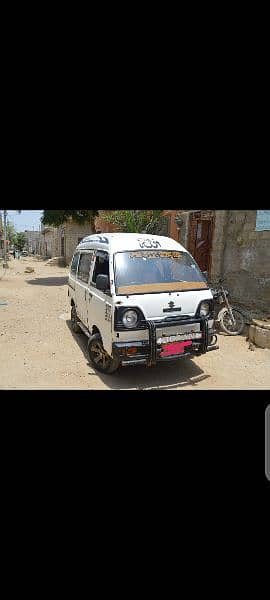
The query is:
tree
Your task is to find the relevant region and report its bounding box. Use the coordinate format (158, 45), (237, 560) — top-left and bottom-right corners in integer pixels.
(99, 210), (165, 234)
(6, 222), (17, 246)
(42, 210), (99, 228)
(16, 232), (27, 251)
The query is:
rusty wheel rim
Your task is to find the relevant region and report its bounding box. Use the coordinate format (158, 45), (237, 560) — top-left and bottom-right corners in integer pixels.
(90, 341), (111, 369)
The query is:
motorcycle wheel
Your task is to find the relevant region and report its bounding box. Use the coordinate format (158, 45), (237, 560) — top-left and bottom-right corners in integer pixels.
(218, 307), (245, 335)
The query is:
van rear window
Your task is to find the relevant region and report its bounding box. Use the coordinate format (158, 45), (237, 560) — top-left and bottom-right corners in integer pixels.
(78, 253), (93, 284)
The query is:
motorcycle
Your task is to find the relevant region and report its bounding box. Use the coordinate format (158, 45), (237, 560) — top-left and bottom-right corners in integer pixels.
(209, 277), (246, 336)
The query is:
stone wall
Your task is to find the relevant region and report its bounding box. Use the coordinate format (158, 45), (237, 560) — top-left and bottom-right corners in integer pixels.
(222, 210), (270, 312)
(41, 228), (59, 258)
(165, 209), (270, 312)
(62, 222), (94, 265)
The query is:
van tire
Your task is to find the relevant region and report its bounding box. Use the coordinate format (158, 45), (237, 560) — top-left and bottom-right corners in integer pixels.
(71, 305), (82, 334)
(88, 334), (120, 374)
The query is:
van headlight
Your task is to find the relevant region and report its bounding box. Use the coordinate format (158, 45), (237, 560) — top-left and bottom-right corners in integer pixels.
(122, 310), (139, 329)
(200, 301), (210, 317)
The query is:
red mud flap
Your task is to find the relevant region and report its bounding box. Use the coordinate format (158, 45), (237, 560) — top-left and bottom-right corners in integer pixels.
(160, 341), (192, 357)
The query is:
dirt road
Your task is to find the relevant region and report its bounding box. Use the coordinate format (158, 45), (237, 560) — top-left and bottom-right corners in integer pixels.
(0, 256), (269, 390)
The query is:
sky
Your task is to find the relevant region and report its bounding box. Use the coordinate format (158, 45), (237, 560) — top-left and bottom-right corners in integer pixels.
(5, 210), (43, 232)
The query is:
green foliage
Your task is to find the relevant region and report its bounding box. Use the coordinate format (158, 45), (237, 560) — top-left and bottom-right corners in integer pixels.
(42, 210), (99, 228)
(100, 210), (165, 234)
(16, 232), (27, 251)
(6, 222), (17, 246)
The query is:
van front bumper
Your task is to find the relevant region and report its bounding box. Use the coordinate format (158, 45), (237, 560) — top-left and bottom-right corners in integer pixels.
(113, 317), (218, 367)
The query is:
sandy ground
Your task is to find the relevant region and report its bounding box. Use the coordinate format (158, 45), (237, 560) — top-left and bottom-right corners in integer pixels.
(0, 256), (269, 390)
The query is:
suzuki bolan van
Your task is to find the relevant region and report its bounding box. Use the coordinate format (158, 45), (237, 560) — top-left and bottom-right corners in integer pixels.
(68, 233), (218, 374)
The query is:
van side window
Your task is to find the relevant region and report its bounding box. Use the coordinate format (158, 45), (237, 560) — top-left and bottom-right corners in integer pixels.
(92, 252), (110, 285)
(71, 253), (80, 277)
(77, 253), (93, 284)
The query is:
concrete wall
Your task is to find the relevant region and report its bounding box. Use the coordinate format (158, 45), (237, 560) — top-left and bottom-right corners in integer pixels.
(222, 211), (270, 311)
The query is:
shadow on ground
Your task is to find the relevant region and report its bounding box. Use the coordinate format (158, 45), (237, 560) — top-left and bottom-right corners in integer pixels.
(66, 320), (211, 390)
(26, 277), (68, 286)
(217, 325), (249, 339)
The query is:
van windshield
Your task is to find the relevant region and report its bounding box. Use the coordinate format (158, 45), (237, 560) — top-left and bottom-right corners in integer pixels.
(114, 251), (207, 295)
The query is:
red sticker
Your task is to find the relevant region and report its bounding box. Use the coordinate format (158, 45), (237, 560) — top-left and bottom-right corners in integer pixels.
(160, 341), (192, 357)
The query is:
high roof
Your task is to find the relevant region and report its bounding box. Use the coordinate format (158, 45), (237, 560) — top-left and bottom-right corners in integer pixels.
(77, 232), (187, 254)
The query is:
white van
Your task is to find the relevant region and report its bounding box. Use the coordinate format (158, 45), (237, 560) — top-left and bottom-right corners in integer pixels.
(68, 233), (218, 374)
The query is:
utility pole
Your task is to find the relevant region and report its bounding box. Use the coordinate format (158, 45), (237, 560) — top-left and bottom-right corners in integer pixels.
(3, 210), (8, 268)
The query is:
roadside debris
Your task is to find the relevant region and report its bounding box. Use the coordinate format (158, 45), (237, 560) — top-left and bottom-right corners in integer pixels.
(24, 267), (35, 274)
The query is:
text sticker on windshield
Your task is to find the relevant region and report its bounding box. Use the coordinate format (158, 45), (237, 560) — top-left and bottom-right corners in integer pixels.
(129, 251), (181, 259)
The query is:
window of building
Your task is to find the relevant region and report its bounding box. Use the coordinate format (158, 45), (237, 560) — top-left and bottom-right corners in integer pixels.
(78, 253), (93, 284)
(256, 210), (270, 231)
(92, 251), (110, 285)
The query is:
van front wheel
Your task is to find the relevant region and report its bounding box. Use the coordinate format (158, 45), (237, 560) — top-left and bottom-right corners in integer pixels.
(71, 305), (82, 334)
(88, 334), (120, 374)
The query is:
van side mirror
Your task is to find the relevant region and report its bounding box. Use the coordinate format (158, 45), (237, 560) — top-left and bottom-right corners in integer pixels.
(202, 271), (208, 281)
(96, 274), (109, 292)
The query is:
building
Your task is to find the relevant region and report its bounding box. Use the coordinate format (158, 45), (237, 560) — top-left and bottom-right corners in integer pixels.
(94, 209), (270, 313)
(40, 226), (59, 258)
(95, 211), (171, 236)
(95, 212), (119, 234)
(24, 230), (41, 254)
(169, 210), (270, 313)
(40, 220), (94, 265)
(58, 220), (94, 265)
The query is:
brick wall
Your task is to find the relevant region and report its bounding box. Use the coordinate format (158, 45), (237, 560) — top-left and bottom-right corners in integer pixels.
(94, 214), (119, 233)
(95, 210), (177, 237)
